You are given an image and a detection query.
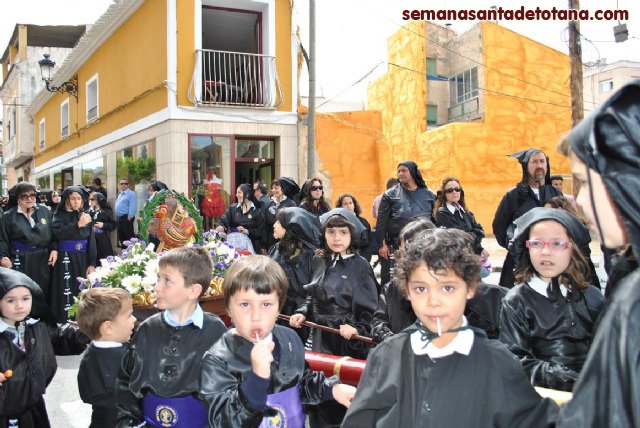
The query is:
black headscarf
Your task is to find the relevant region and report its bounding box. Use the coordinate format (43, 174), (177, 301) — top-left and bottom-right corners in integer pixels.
(277, 177), (301, 200)
(56, 185), (89, 214)
(92, 192), (112, 211)
(566, 80), (640, 261)
(0, 267), (55, 323)
(398, 161), (427, 188)
(509, 207), (591, 275)
(277, 207), (322, 250)
(508, 147), (553, 186)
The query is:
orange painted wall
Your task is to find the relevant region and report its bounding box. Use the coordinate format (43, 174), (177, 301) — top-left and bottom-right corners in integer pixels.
(315, 111), (386, 224)
(367, 21), (572, 233)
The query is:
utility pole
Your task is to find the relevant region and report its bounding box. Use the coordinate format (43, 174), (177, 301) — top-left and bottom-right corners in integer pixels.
(307, 0), (316, 178)
(568, 0), (584, 127)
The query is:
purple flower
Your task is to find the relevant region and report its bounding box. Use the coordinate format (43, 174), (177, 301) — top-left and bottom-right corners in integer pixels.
(106, 256), (115, 263)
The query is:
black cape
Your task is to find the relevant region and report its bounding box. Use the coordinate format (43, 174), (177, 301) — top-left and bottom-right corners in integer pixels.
(0, 320), (89, 428)
(435, 206), (484, 254)
(557, 268), (640, 427)
(499, 281), (604, 391)
(342, 329), (558, 428)
(303, 255), (378, 359)
(78, 344), (127, 428)
(0, 206), (57, 296)
(200, 325), (338, 428)
(375, 185), (435, 247)
(51, 209), (97, 322)
(115, 311), (227, 427)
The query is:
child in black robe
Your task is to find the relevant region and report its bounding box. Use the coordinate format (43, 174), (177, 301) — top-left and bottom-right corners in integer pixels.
(115, 247), (227, 428)
(76, 288), (136, 428)
(499, 208), (604, 392)
(289, 210), (378, 427)
(200, 255), (355, 427)
(88, 192), (116, 266)
(342, 228), (558, 427)
(556, 80), (640, 427)
(0, 268), (89, 428)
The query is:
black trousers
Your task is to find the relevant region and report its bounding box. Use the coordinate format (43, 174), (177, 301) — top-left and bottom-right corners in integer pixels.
(117, 216), (135, 248)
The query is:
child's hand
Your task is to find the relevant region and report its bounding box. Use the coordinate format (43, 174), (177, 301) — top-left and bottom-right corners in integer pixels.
(332, 383), (357, 408)
(251, 340), (275, 379)
(339, 324), (358, 340)
(289, 314), (306, 328)
(0, 370), (10, 386)
(0, 257), (12, 268)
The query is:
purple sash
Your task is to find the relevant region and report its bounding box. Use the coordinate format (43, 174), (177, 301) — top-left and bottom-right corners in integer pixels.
(260, 385), (304, 428)
(58, 239), (88, 253)
(141, 393), (208, 428)
(11, 240), (47, 253)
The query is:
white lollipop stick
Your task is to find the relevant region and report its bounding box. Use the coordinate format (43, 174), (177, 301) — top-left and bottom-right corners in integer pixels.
(255, 332), (261, 343)
(437, 317), (442, 337)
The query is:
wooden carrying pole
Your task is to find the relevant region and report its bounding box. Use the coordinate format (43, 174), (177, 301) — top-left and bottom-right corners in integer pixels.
(278, 314), (374, 344)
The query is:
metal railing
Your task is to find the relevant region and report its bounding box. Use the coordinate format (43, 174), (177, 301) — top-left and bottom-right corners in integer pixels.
(189, 49), (283, 108)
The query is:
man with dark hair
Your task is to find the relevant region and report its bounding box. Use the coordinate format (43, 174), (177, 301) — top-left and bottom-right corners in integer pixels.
(91, 177), (107, 199)
(253, 180), (270, 209)
(375, 161), (435, 285)
(492, 148), (562, 288)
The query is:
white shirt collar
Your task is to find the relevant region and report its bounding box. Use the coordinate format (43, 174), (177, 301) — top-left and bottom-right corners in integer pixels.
(445, 202), (465, 214)
(528, 275), (568, 297)
(92, 341), (124, 348)
(164, 304), (204, 329)
(410, 316), (474, 358)
(0, 317), (38, 332)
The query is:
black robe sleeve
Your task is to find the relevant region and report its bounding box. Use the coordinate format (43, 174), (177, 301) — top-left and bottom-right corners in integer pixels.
(370, 284), (393, 343)
(557, 269), (640, 427)
(115, 343), (144, 427)
(216, 206), (233, 231)
(499, 291), (580, 390)
(492, 189), (517, 248)
(48, 322), (90, 355)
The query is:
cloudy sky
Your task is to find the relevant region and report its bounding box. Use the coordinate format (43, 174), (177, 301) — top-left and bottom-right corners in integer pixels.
(1, 0), (638, 108)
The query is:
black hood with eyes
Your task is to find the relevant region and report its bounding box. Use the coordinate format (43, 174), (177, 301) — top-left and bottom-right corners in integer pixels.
(509, 207), (591, 275)
(508, 147), (553, 187)
(397, 161), (427, 189)
(56, 186), (89, 215)
(565, 79), (640, 260)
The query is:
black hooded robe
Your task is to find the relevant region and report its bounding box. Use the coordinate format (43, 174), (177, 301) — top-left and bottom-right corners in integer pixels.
(556, 80), (640, 427)
(0, 206), (57, 298)
(50, 188), (97, 322)
(0, 268), (89, 428)
(89, 206), (116, 265)
(341, 329), (558, 428)
(492, 149), (562, 288)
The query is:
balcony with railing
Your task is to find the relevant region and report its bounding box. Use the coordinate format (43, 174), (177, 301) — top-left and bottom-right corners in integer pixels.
(189, 49), (283, 108)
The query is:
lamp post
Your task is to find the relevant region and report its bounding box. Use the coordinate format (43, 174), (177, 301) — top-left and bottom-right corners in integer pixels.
(38, 54), (78, 101)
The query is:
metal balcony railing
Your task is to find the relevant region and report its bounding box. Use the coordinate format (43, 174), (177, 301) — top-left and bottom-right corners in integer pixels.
(189, 49), (283, 108)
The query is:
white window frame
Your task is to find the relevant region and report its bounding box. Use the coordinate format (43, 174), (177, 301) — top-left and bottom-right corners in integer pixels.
(86, 74), (99, 122)
(39, 119), (46, 151)
(451, 67), (479, 106)
(599, 79), (613, 93)
(60, 99), (70, 138)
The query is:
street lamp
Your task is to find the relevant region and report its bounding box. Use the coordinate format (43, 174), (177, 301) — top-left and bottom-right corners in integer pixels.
(38, 54), (78, 101)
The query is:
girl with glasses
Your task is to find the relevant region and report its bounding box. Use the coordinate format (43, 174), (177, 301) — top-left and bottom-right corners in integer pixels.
(498, 207), (604, 392)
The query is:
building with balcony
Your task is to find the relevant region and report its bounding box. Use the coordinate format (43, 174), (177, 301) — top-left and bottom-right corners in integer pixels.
(583, 60), (640, 114)
(26, 0), (297, 213)
(0, 24), (86, 187)
(368, 21), (572, 232)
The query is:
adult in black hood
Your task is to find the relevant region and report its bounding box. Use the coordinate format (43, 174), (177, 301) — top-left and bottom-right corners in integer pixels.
(556, 80), (640, 427)
(276, 177), (301, 202)
(375, 161), (435, 285)
(50, 186), (97, 322)
(492, 148), (562, 288)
